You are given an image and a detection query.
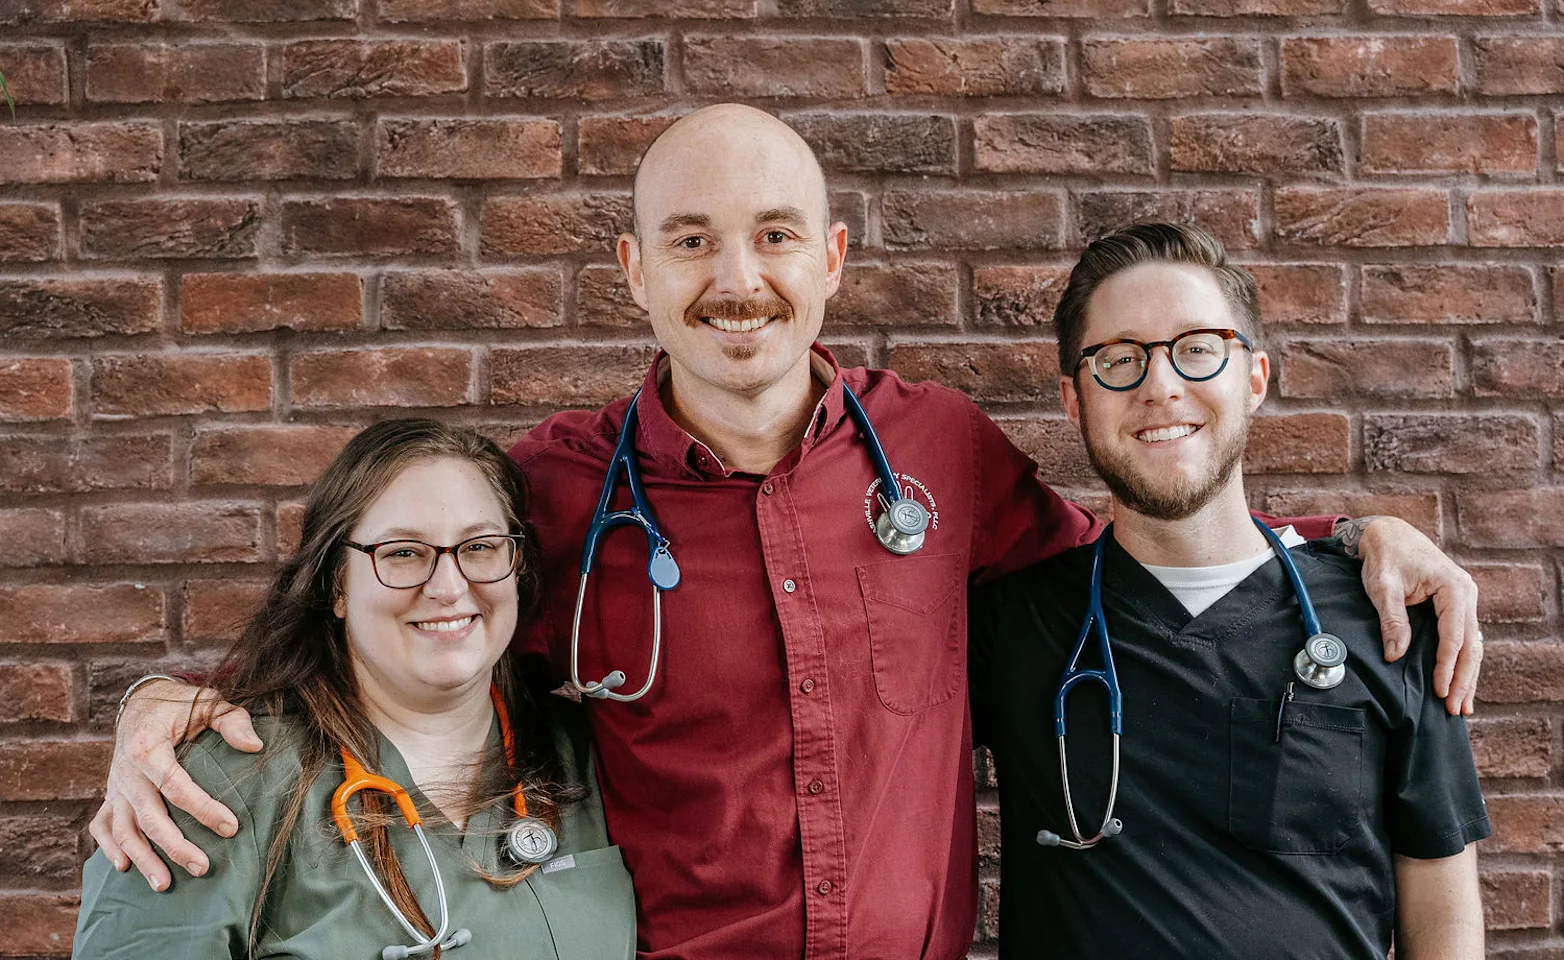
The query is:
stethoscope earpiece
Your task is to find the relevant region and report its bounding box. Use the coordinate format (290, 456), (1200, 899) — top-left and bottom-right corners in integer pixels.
(1293, 632), (1348, 690)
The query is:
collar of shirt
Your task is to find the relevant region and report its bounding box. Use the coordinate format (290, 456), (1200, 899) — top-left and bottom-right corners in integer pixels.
(631, 342), (853, 481)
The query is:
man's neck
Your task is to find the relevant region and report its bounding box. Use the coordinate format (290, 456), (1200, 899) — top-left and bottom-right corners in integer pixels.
(662, 357), (827, 475)
(1111, 481), (1269, 568)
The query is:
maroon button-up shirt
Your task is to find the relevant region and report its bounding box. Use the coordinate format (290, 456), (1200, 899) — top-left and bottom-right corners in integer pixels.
(510, 346), (1331, 960)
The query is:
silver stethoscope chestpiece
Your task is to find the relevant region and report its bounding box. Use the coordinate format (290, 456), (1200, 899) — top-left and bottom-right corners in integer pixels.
(1293, 633), (1349, 690)
(875, 499), (930, 556)
(505, 817), (559, 865)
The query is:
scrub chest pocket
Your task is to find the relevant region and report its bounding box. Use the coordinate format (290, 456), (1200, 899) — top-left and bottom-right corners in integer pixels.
(526, 846), (637, 960)
(857, 551), (964, 715)
(1228, 698), (1365, 855)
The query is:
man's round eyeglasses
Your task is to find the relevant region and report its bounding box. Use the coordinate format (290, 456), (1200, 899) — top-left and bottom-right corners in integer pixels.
(342, 535), (524, 589)
(1077, 327), (1253, 392)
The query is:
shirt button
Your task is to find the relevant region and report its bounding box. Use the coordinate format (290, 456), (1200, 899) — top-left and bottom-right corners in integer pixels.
(807, 779), (824, 795)
(762, 482), (773, 495)
(800, 678), (816, 693)
(782, 579), (796, 593)
(816, 880), (833, 896)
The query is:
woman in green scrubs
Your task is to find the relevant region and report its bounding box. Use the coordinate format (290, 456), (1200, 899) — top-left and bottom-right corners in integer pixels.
(73, 420), (636, 960)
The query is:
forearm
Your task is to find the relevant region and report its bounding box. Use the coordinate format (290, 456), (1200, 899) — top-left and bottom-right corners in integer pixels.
(1394, 845), (1484, 960)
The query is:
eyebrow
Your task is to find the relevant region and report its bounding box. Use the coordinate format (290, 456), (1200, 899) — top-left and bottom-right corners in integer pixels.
(371, 522), (506, 542)
(657, 213), (710, 234)
(756, 206), (810, 229)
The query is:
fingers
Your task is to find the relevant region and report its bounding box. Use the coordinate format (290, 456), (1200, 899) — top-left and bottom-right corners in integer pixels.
(88, 799), (128, 872)
(207, 702), (263, 754)
(1364, 568), (1412, 662)
(1447, 631), (1483, 717)
(144, 740), (236, 843)
(1429, 570), (1480, 711)
(110, 793), (171, 892)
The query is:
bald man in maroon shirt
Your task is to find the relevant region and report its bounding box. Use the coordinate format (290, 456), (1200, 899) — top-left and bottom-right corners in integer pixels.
(97, 104), (1482, 960)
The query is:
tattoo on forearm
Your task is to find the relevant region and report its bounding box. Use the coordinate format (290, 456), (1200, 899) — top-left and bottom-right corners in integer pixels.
(1333, 516), (1383, 559)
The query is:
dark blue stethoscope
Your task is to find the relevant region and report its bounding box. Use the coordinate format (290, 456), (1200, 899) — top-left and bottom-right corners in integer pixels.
(569, 384), (930, 702)
(1036, 518), (1349, 850)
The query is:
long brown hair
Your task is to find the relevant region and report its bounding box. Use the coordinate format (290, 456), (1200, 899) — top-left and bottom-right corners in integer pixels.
(207, 419), (562, 952)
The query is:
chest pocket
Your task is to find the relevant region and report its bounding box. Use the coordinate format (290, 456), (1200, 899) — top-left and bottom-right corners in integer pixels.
(857, 551), (964, 715)
(526, 846), (637, 960)
(1228, 698), (1365, 855)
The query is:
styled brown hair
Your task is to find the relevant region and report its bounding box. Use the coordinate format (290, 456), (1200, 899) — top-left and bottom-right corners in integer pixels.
(208, 418), (560, 952)
(1054, 222), (1262, 377)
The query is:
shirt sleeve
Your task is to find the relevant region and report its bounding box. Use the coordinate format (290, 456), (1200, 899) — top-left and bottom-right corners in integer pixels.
(967, 579), (1005, 751)
(73, 741), (265, 960)
(1383, 603), (1493, 860)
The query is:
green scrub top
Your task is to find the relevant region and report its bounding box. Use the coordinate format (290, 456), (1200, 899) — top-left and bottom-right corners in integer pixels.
(73, 706), (636, 960)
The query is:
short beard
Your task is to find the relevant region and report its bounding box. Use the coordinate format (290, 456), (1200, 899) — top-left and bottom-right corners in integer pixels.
(684, 294), (791, 363)
(1080, 400), (1251, 522)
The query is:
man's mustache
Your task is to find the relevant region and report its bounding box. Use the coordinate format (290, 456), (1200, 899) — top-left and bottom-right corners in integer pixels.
(684, 296), (792, 327)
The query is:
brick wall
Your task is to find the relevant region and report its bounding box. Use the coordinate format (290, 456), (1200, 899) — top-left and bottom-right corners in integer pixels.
(0, 0), (1560, 955)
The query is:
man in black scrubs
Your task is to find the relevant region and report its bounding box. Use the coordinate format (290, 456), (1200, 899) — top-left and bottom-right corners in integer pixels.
(969, 223), (1490, 959)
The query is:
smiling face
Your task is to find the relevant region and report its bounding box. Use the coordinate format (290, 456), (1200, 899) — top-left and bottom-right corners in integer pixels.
(334, 457), (519, 712)
(1061, 261), (1270, 521)
(619, 105), (847, 404)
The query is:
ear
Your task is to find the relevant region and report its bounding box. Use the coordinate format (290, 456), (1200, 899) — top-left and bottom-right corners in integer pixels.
(333, 591), (346, 620)
(821, 220), (849, 299)
(1062, 376), (1083, 432)
(1247, 350), (1270, 414)
(617, 233), (650, 311)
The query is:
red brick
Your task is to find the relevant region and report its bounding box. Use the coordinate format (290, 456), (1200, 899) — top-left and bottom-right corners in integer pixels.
(0, 508), (67, 567)
(577, 115), (677, 176)
(683, 37), (865, 98)
(1274, 188), (1448, 247)
(778, 0), (951, 13)
(1281, 37), (1459, 98)
(887, 341), (1060, 404)
(1474, 38), (1564, 95)
(79, 503), (264, 565)
(0, 816), (80, 884)
(1471, 339), (1564, 397)
(0, 741), (112, 802)
(1075, 190), (1260, 250)
(1277, 338), (1453, 399)
(377, 118), (561, 180)
(787, 113), (957, 174)
(1471, 717), (1555, 778)
(184, 579), (270, 646)
(0, 892), (79, 956)
(380, 0), (557, 17)
(277, 501), (306, 556)
(191, 425), (360, 487)
(1245, 413), (1349, 474)
(80, 198), (261, 260)
(1486, 793), (1564, 852)
(491, 344), (659, 407)
(972, 265), (1071, 328)
(1245, 264), (1347, 325)
(0, 663), (73, 722)
(281, 197), (459, 256)
(1263, 491), (1442, 541)
(0, 358), (72, 421)
(1459, 490), (1564, 547)
(182, 273), (362, 335)
(178, 120), (361, 181)
(1469, 191), (1564, 247)
(883, 190), (1064, 250)
(0, 434), (173, 494)
(883, 38), (1065, 97)
(1482, 871), (1553, 931)
(1468, 563), (1551, 623)
(1375, 0), (1532, 12)
(481, 195), (632, 256)
(1361, 264), (1536, 324)
(1366, 413), (1538, 474)
(0, 122), (161, 184)
(0, 202), (61, 262)
(485, 40), (665, 99)
(974, 114), (1153, 176)
(1361, 113), (1537, 176)
(1, 0), (156, 22)
(291, 347), (473, 408)
(829, 263), (959, 328)
(1481, 642), (1564, 702)
(1555, 267), (1564, 322)
(0, 44), (67, 104)
(831, 190), (868, 249)
(974, 0), (1148, 15)
(85, 43), (264, 103)
(1169, 114), (1343, 176)
(994, 417), (1096, 485)
(0, 584), (165, 645)
(578, 0), (751, 12)
(92, 353), (272, 417)
(381, 269), (563, 330)
(172, 0), (354, 19)
(1081, 38), (1262, 99)
(823, 341), (870, 370)
(1172, 0), (1339, 14)
(576, 264), (644, 327)
(282, 40), (467, 99)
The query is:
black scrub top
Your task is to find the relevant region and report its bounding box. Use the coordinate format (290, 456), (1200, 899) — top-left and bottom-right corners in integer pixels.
(969, 533), (1490, 960)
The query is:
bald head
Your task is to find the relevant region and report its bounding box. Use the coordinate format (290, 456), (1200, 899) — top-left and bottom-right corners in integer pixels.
(631, 104), (830, 239)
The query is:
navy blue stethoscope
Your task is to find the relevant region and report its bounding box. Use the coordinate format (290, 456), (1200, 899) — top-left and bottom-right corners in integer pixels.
(569, 384), (929, 702)
(1036, 518), (1349, 851)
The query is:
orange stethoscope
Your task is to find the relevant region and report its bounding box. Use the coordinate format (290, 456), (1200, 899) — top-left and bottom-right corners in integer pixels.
(331, 686), (559, 960)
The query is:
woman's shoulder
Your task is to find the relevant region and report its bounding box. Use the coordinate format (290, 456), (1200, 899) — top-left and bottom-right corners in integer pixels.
(182, 714), (309, 810)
